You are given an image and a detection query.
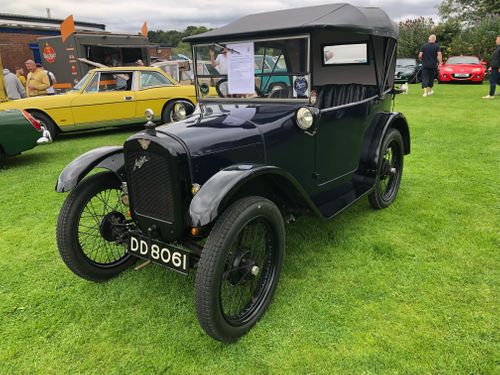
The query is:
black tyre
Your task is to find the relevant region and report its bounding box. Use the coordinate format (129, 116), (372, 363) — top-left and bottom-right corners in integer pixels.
(57, 171), (136, 281)
(30, 111), (58, 140)
(369, 128), (404, 209)
(195, 196), (285, 342)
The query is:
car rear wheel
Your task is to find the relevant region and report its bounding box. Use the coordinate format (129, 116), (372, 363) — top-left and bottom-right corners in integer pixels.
(29, 111), (58, 140)
(56, 171), (136, 281)
(195, 196), (285, 343)
(369, 128), (404, 209)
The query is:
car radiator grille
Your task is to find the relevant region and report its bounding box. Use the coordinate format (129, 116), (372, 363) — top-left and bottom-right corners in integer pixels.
(125, 150), (175, 223)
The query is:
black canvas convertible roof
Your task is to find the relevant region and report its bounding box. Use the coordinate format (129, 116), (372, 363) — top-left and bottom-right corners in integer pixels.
(185, 3), (398, 43)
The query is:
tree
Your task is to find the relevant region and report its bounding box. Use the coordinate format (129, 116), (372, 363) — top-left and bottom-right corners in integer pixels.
(438, 0), (499, 25)
(397, 17), (435, 58)
(451, 16), (500, 60)
(147, 26), (211, 48)
(433, 19), (461, 59)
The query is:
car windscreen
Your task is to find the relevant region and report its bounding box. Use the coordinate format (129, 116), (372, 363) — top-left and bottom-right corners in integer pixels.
(446, 56), (480, 65)
(396, 59), (416, 67)
(194, 36), (309, 100)
(71, 72), (92, 91)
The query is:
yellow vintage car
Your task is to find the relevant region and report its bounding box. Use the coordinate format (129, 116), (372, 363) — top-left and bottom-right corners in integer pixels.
(0, 67), (197, 138)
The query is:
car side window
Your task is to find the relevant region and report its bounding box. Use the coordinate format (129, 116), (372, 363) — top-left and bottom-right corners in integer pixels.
(98, 72), (133, 92)
(140, 72), (173, 89)
(84, 73), (100, 93)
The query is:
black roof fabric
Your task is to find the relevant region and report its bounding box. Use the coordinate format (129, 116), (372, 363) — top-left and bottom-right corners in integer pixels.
(185, 3), (398, 43)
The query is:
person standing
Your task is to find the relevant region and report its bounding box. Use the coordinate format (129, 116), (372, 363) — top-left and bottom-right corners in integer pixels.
(15, 66), (26, 87)
(482, 35), (500, 99)
(37, 64), (57, 95)
(418, 34), (442, 97)
(2, 68), (26, 99)
(210, 47), (228, 74)
(25, 60), (49, 97)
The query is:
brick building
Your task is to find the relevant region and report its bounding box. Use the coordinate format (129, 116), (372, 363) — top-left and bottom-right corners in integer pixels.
(0, 13), (105, 72)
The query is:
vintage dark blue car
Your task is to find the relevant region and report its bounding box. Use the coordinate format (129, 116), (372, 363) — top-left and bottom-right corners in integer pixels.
(55, 4), (410, 343)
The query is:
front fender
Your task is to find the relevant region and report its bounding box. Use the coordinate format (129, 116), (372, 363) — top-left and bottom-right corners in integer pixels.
(188, 164), (321, 227)
(55, 146), (125, 192)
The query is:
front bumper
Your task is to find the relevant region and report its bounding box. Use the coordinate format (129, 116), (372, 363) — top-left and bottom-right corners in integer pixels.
(439, 73), (484, 82)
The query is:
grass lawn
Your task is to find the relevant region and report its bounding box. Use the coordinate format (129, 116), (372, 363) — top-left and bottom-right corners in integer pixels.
(0, 84), (498, 374)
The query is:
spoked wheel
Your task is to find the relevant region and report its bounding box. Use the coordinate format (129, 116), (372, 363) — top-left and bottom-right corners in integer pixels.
(57, 171), (136, 281)
(369, 128), (404, 209)
(195, 196), (285, 342)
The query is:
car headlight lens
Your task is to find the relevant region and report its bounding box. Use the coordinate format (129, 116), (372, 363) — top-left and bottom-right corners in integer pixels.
(174, 103), (187, 119)
(444, 67), (453, 72)
(471, 68), (481, 73)
(296, 107), (314, 130)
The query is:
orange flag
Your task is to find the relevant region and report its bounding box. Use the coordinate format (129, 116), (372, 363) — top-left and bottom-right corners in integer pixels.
(60, 15), (75, 43)
(141, 21), (148, 37)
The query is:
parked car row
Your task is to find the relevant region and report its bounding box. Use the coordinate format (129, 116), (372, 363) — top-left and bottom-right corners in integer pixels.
(395, 55), (487, 84)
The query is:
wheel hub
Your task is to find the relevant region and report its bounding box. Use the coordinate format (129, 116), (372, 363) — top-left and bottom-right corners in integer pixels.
(99, 212), (126, 242)
(381, 159), (395, 178)
(228, 250), (258, 285)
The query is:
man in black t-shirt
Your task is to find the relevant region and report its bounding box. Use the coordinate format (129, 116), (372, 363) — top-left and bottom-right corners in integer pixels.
(482, 35), (500, 99)
(418, 34), (442, 97)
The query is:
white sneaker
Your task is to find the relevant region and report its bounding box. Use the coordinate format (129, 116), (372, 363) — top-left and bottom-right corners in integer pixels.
(482, 95), (494, 99)
(429, 89), (434, 95)
(422, 92), (427, 97)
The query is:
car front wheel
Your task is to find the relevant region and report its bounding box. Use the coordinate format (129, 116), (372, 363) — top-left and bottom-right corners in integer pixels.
(369, 128), (404, 209)
(56, 171), (136, 281)
(195, 196), (285, 342)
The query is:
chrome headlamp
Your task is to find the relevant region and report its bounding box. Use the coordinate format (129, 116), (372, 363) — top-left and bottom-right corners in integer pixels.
(296, 107), (314, 130)
(174, 102), (187, 120)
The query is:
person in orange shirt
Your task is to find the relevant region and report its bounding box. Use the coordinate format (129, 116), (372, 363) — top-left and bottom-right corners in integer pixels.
(25, 59), (49, 97)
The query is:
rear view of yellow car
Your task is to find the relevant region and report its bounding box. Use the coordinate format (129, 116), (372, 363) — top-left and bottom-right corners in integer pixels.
(0, 67), (197, 138)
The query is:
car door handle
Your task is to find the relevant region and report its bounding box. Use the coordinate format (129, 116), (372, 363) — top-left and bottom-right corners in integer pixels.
(123, 96), (133, 101)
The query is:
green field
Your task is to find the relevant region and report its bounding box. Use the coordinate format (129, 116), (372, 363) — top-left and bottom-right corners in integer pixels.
(0, 84), (498, 374)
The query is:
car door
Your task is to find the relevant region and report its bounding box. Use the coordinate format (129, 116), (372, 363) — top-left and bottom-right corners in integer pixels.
(70, 71), (136, 129)
(315, 96), (370, 187)
(133, 71), (180, 122)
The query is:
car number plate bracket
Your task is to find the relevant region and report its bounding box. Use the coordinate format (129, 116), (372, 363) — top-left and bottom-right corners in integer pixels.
(128, 234), (190, 275)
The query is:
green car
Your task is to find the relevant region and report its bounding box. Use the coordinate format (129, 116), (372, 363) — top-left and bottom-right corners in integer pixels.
(0, 109), (51, 168)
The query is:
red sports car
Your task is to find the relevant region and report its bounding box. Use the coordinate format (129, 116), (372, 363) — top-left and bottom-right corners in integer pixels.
(439, 56), (486, 83)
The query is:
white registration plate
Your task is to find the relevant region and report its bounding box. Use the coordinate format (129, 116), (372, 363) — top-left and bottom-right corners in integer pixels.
(128, 235), (189, 274)
(454, 73), (469, 77)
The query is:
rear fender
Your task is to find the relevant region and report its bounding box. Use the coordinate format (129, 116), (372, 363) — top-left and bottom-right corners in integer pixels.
(360, 112), (410, 174)
(188, 164), (322, 228)
(55, 146), (125, 192)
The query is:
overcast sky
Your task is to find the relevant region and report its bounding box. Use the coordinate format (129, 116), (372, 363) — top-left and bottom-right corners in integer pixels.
(1, 0), (441, 33)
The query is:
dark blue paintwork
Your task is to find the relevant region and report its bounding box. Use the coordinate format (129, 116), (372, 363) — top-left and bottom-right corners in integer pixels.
(55, 146), (124, 192)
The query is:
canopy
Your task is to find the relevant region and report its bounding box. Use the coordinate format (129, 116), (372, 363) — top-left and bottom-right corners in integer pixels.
(185, 3), (398, 43)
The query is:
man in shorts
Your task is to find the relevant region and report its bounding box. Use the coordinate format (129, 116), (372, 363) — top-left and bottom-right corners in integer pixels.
(418, 34), (442, 97)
